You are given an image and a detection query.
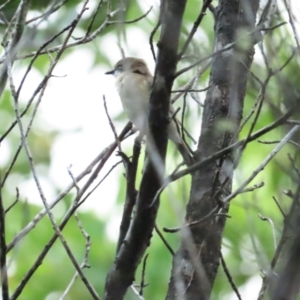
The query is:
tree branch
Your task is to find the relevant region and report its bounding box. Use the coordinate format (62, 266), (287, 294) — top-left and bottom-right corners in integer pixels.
(104, 1), (187, 299)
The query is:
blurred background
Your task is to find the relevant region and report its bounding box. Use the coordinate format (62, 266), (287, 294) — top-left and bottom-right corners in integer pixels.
(1, 0), (300, 299)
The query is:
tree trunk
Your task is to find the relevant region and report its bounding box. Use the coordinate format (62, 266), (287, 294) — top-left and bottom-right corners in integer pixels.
(166, 1), (260, 299)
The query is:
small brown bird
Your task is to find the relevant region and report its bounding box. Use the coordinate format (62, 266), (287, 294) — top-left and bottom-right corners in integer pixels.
(105, 57), (193, 165)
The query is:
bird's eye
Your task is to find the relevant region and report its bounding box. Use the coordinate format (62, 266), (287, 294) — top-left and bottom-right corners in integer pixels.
(116, 64), (123, 71)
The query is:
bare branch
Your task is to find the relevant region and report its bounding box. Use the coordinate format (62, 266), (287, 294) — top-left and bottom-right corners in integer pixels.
(283, 0), (300, 51)
(139, 253), (149, 296)
(103, 95), (122, 152)
(5, 187), (19, 214)
(221, 253), (242, 300)
(0, 170), (9, 299)
(0, 5), (153, 65)
(221, 125), (300, 206)
(154, 224), (175, 256)
(258, 213), (277, 249)
(59, 213), (92, 300)
(178, 0), (213, 60)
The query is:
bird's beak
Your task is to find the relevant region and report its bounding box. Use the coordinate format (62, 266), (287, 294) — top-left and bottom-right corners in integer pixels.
(105, 70), (115, 75)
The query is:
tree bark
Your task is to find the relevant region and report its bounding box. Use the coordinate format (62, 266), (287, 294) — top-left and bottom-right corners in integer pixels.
(166, 0), (259, 299)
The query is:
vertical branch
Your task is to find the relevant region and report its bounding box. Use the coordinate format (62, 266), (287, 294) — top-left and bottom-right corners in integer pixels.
(0, 173), (9, 300)
(116, 138), (141, 253)
(166, 0), (260, 299)
(104, 1), (187, 299)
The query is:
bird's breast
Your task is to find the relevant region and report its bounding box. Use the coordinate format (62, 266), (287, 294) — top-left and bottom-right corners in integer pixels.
(116, 74), (149, 131)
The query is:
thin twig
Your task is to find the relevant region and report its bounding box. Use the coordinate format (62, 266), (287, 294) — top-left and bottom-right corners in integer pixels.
(237, 83), (265, 137)
(259, 139), (300, 148)
(239, 76), (271, 152)
(171, 60), (211, 103)
(5, 187), (19, 214)
(221, 125), (300, 206)
(59, 213), (92, 300)
(258, 214), (277, 249)
(171, 87), (209, 93)
(26, 1), (67, 24)
(149, 17), (161, 61)
(154, 224), (174, 255)
(103, 95), (122, 152)
(67, 165), (80, 194)
(0, 6), (152, 64)
(116, 138), (141, 253)
(283, 0), (300, 52)
(178, 0), (213, 60)
(108, 6), (152, 25)
(257, 193), (292, 300)
(139, 254), (149, 296)
(0, 0), (13, 12)
(221, 252), (242, 300)
(272, 196), (286, 218)
(131, 285), (146, 300)
(78, 159), (123, 206)
(240, 182), (264, 194)
(17, 21), (74, 98)
(163, 206), (219, 233)
(84, 0), (104, 38)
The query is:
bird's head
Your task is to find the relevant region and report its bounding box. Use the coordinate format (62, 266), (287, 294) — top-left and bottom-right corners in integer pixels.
(105, 57), (151, 78)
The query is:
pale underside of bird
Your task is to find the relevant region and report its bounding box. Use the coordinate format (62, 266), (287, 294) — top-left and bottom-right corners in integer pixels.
(106, 57), (193, 166)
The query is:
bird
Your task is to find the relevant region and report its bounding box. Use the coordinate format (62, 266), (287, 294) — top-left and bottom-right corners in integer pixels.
(105, 57), (193, 166)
